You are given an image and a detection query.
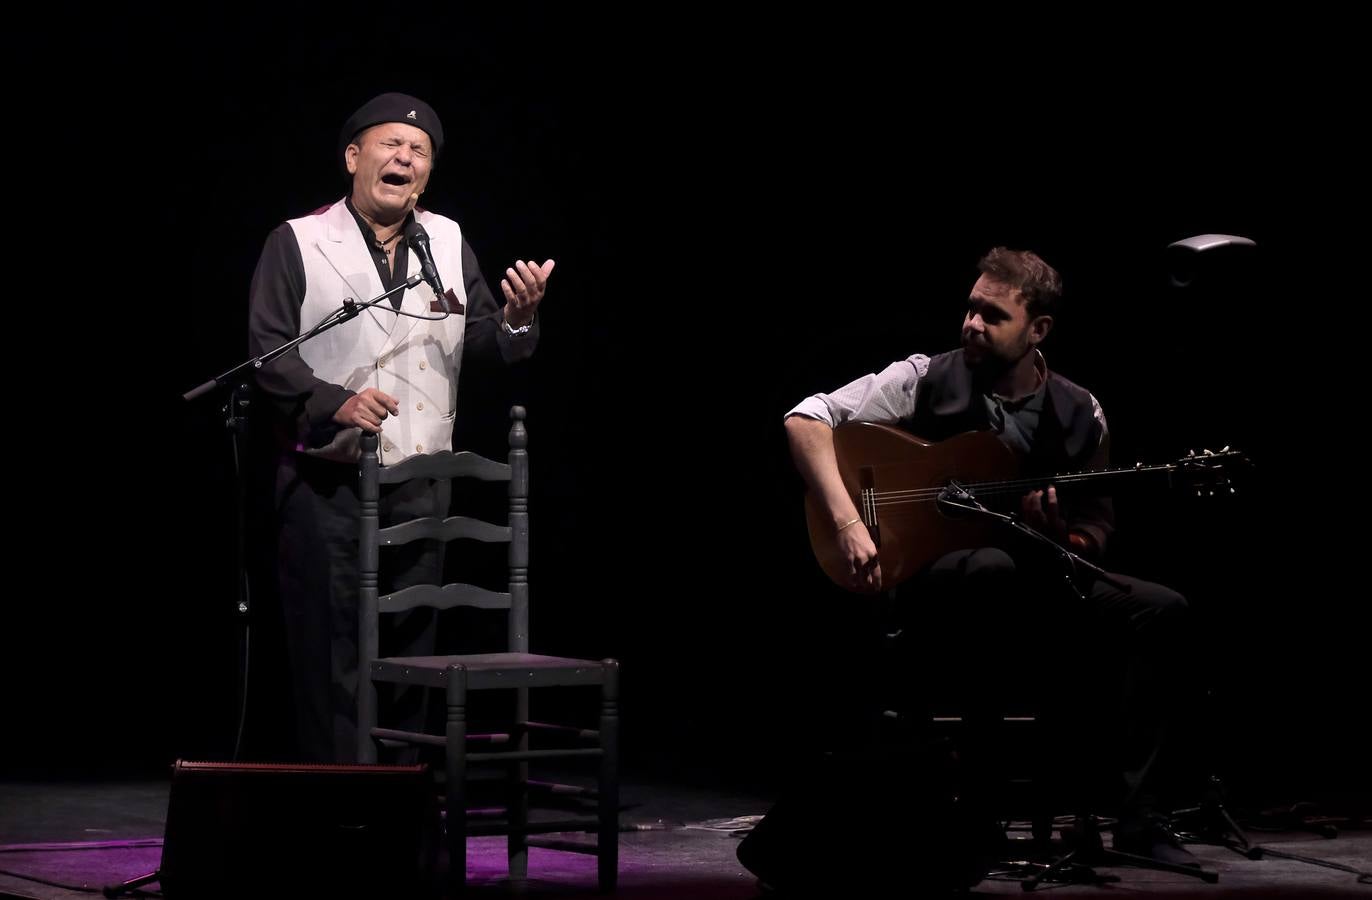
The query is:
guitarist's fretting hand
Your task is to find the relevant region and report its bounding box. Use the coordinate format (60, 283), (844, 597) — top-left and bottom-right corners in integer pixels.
(1021, 485), (1094, 553)
(839, 522), (883, 593)
(1021, 485), (1066, 541)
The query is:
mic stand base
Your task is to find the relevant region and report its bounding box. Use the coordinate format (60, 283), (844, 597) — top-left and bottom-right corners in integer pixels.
(102, 869), (160, 898)
(1021, 816), (1218, 890)
(1168, 775), (1255, 855)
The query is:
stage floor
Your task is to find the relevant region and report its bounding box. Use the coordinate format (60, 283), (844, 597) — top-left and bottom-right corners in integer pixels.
(2, 772), (1367, 898)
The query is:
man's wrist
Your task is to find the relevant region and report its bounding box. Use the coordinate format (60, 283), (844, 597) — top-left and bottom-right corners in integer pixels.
(502, 312), (534, 335)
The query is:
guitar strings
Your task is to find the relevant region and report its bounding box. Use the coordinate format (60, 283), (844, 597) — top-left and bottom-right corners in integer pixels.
(866, 464), (1182, 505)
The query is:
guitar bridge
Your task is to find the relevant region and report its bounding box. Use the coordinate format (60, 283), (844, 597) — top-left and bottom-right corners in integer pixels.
(860, 467), (880, 547)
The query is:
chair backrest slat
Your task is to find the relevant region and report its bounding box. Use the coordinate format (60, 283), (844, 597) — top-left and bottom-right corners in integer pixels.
(379, 516), (512, 547)
(379, 450), (511, 485)
(379, 583), (512, 614)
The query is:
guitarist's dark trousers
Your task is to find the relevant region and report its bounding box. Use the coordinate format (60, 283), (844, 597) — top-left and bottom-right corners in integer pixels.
(893, 546), (1194, 831)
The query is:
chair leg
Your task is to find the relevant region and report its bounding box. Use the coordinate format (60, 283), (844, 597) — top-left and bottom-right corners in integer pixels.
(445, 667), (469, 896)
(598, 660), (620, 892)
(508, 686), (529, 879)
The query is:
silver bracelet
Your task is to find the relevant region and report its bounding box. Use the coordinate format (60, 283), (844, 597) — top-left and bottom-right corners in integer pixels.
(502, 317), (534, 336)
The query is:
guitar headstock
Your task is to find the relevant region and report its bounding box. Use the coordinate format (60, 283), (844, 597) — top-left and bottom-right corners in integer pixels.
(1174, 446), (1251, 498)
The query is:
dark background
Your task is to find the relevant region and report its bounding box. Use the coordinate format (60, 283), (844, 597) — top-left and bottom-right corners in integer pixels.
(7, 10), (1364, 815)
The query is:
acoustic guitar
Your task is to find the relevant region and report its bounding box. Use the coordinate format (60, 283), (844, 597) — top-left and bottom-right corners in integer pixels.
(805, 423), (1247, 591)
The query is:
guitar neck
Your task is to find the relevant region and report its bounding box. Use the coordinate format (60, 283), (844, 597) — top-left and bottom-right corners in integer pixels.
(961, 463), (1181, 500)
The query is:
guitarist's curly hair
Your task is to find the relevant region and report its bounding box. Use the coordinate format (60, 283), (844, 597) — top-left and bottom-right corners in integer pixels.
(977, 248), (1063, 319)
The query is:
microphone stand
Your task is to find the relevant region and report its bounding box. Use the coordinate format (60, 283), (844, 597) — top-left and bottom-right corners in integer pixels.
(935, 481), (1129, 600)
(934, 483), (1218, 888)
(105, 275), (424, 899)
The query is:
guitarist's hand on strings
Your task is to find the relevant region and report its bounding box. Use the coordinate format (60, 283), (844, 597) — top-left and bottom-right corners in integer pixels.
(837, 517), (883, 592)
(1021, 485), (1093, 552)
(1021, 485), (1068, 542)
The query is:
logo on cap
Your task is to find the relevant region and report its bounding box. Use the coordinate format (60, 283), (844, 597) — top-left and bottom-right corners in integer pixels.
(406, 110), (417, 120)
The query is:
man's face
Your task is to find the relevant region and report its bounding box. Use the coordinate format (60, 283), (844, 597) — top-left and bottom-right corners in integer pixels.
(961, 274), (1051, 373)
(345, 123), (433, 221)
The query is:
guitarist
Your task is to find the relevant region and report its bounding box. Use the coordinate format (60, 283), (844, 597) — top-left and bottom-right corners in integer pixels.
(783, 248), (1198, 867)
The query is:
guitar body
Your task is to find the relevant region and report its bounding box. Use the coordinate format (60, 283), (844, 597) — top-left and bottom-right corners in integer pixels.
(805, 425), (1020, 590)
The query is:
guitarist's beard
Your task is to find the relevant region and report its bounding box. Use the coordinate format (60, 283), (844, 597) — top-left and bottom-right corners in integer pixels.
(962, 343), (1018, 388)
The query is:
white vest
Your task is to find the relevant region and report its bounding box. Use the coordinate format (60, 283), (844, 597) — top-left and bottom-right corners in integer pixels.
(289, 199), (470, 465)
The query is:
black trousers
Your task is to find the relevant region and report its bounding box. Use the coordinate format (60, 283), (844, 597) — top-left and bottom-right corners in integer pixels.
(274, 452), (451, 763)
(897, 546), (1192, 823)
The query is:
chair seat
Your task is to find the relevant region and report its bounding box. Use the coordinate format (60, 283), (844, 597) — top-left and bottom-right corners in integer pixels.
(372, 652), (611, 689)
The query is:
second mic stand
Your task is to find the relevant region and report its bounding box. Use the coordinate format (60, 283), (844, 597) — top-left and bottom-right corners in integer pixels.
(1169, 775), (1372, 885)
(936, 480), (1129, 599)
(933, 482), (1219, 889)
(179, 272), (424, 757)
(105, 275), (427, 900)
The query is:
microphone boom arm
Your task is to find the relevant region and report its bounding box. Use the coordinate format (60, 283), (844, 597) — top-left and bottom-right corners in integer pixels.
(182, 274), (421, 402)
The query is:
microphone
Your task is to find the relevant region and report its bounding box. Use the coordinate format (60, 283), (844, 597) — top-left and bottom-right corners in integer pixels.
(404, 220), (449, 313)
(936, 482), (975, 518)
